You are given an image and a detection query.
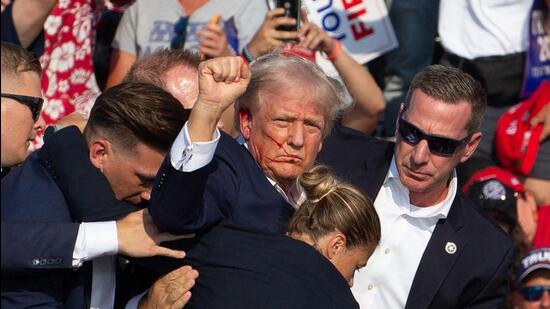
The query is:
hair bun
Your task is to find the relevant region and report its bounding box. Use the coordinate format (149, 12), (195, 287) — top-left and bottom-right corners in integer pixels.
(299, 165), (339, 202)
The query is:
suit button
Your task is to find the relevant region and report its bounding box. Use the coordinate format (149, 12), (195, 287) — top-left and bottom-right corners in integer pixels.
(32, 259), (40, 266)
(55, 258), (63, 264)
(40, 259), (47, 265)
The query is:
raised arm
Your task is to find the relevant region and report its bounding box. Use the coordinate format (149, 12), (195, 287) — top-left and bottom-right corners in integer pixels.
(10, 0), (56, 48)
(298, 22), (385, 134)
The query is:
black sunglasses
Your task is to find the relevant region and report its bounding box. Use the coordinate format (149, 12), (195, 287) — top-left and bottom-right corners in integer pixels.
(1, 93), (43, 121)
(171, 16), (189, 50)
(397, 117), (470, 156)
(520, 285), (550, 301)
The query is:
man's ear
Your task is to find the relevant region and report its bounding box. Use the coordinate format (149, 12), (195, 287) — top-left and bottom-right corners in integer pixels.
(239, 109), (253, 139)
(460, 131), (482, 163)
(326, 233), (347, 260)
(88, 139), (111, 172)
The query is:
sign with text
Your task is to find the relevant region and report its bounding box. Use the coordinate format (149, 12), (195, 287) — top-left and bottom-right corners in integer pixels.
(304, 0), (398, 68)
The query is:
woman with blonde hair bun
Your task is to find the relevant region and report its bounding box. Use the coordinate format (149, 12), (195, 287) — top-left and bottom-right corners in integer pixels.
(180, 165), (381, 308)
(288, 164), (381, 287)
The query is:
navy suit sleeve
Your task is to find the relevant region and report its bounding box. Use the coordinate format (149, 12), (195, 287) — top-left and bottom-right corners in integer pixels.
(1, 221), (78, 274)
(149, 155), (233, 234)
(39, 126), (138, 222)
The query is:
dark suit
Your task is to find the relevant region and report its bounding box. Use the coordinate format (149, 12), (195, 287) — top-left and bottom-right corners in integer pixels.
(317, 123), (515, 309)
(1, 126), (136, 308)
(184, 221), (358, 309)
(149, 131), (295, 235)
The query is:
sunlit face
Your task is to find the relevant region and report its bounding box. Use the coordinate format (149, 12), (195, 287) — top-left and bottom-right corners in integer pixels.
(99, 142), (165, 205)
(1, 71), (45, 167)
(330, 245), (373, 287)
(240, 91), (326, 191)
(515, 271), (550, 309)
(395, 90), (480, 206)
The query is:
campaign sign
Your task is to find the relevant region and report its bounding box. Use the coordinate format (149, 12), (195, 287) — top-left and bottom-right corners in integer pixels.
(304, 0), (397, 68)
(521, 0), (550, 99)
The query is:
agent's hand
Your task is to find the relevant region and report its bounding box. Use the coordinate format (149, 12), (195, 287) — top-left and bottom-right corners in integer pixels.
(247, 8), (299, 58)
(138, 265), (199, 309)
(197, 22), (233, 58)
(117, 209), (192, 259)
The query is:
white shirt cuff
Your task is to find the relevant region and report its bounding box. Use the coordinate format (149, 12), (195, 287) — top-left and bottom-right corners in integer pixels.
(170, 122), (220, 171)
(72, 222), (118, 268)
(125, 290), (148, 309)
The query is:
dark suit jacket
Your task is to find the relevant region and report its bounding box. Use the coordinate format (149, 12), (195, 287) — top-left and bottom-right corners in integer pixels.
(1, 126), (136, 308)
(317, 123), (515, 309)
(184, 221), (359, 309)
(149, 131), (295, 235)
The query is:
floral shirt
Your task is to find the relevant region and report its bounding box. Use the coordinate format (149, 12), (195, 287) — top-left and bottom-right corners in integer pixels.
(35, 0), (100, 148)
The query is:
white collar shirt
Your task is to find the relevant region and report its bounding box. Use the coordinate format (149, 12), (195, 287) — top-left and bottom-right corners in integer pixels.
(351, 156), (457, 308)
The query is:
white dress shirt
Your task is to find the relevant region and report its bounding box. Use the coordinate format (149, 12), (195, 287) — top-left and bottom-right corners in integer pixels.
(351, 157), (457, 308)
(72, 221), (118, 308)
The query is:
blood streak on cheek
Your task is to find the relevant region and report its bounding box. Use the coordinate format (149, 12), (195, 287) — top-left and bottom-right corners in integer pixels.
(264, 132), (291, 156)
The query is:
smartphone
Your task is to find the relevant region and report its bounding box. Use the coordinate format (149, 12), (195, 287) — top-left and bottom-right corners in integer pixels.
(276, 0), (300, 32)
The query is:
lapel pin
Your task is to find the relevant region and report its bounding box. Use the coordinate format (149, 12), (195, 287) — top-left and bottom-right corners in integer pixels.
(445, 242), (457, 254)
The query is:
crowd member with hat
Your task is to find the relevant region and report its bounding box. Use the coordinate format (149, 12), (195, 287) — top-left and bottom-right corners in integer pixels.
(463, 166), (527, 234)
(462, 166), (539, 244)
(463, 165), (534, 307)
(495, 80), (550, 250)
(513, 247), (550, 309)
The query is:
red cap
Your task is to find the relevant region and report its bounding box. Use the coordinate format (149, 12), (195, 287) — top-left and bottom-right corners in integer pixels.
(462, 166), (524, 194)
(495, 80), (550, 176)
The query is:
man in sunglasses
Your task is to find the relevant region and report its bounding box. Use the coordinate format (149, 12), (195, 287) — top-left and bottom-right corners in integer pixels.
(318, 64), (515, 308)
(513, 247), (550, 308)
(0, 41), (45, 176)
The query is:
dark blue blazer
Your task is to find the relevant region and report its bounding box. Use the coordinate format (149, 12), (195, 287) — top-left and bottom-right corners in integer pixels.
(184, 221), (359, 309)
(1, 126), (136, 308)
(317, 123), (515, 309)
(1, 151), (90, 308)
(149, 131), (295, 235)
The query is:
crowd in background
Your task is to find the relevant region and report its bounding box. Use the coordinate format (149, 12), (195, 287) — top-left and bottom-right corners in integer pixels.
(1, 0), (549, 308)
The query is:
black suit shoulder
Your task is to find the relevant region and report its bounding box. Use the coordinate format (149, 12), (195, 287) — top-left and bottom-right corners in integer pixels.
(318, 123), (394, 200)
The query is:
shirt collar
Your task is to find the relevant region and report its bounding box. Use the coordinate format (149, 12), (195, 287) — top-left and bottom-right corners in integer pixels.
(384, 156), (456, 219)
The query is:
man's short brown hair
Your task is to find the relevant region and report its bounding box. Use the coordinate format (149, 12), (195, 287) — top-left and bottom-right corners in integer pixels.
(123, 49), (201, 89)
(1, 42), (42, 78)
(84, 82), (189, 153)
(404, 64), (487, 134)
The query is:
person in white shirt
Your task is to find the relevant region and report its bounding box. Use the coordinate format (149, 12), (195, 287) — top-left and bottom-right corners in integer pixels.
(317, 64), (516, 308)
